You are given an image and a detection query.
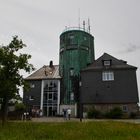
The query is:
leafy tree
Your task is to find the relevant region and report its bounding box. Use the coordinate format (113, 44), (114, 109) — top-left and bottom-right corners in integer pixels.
(0, 36), (34, 124)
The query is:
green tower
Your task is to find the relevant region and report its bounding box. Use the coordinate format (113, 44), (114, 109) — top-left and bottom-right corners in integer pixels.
(59, 27), (95, 104)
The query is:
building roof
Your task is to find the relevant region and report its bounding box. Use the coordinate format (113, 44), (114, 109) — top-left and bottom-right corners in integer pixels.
(25, 65), (61, 80)
(82, 53), (137, 71)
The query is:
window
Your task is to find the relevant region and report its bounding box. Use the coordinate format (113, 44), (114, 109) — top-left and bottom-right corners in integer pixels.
(103, 60), (111, 66)
(29, 96), (34, 100)
(122, 105), (128, 112)
(70, 92), (74, 101)
(69, 34), (74, 39)
(84, 36), (87, 41)
(70, 68), (74, 76)
(102, 71), (114, 81)
(68, 34), (75, 45)
(48, 93), (53, 100)
(53, 92), (57, 100)
(30, 83), (35, 88)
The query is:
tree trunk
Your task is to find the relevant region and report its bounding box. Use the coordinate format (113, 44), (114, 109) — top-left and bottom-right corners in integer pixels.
(1, 96), (8, 126)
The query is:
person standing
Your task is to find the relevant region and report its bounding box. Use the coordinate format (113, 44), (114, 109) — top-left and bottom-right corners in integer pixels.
(63, 108), (67, 120)
(67, 108), (71, 120)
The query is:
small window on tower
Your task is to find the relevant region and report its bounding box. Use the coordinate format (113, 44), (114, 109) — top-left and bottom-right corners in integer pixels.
(84, 36), (87, 41)
(68, 34), (75, 45)
(69, 34), (74, 39)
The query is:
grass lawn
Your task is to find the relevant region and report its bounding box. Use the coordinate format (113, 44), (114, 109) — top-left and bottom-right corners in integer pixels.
(0, 121), (140, 140)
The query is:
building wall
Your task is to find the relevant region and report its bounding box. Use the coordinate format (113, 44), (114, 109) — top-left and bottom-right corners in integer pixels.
(83, 103), (138, 114)
(23, 80), (42, 109)
(59, 104), (76, 117)
(23, 79), (61, 116)
(80, 69), (139, 104)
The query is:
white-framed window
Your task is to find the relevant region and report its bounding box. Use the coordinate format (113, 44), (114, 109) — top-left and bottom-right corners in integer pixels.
(102, 71), (114, 81)
(70, 92), (74, 101)
(30, 83), (35, 88)
(103, 60), (111, 66)
(48, 93), (53, 100)
(122, 105), (128, 112)
(29, 95), (34, 101)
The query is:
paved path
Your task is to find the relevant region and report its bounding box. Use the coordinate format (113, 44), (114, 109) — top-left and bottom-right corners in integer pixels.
(32, 117), (79, 122)
(31, 117), (140, 124)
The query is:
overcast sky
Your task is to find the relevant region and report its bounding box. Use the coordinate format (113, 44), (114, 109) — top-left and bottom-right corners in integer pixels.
(0, 0), (140, 97)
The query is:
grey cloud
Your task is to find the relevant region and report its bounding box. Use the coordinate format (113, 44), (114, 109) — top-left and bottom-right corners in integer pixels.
(118, 43), (140, 54)
(126, 43), (140, 53)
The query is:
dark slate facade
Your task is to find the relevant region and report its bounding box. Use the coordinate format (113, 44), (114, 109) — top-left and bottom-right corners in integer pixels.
(23, 80), (42, 109)
(80, 53), (139, 114)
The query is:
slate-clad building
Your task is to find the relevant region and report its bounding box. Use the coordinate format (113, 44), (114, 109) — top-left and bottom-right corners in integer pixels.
(80, 53), (139, 114)
(23, 61), (61, 117)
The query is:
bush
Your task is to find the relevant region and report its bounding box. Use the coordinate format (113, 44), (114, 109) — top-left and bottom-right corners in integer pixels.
(87, 107), (101, 118)
(105, 107), (123, 119)
(129, 112), (137, 119)
(15, 103), (26, 112)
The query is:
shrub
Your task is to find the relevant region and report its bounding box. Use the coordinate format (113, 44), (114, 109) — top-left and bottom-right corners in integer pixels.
(105, 107), (123, 119)
(15, 103), (26, 112)
(87, 107), (101, 118)
(129, 112), (137, 119)
(7, 103), (26, 120)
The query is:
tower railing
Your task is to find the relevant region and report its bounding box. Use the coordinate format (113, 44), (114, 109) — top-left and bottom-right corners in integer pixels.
(62, 27), (90, 34)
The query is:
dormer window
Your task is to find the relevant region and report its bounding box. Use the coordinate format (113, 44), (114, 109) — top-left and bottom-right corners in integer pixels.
(103, 60), (111, 66)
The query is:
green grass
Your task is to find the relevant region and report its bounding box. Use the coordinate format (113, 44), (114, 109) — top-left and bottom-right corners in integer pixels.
(0, 121), (140, 140)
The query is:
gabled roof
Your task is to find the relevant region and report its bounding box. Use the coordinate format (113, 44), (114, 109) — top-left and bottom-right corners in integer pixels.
(82, 53), (137, 71)
(25, 65), (61, 80)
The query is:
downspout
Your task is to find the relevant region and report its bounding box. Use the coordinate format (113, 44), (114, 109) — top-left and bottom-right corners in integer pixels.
(57, 80), (60, 115)
(40, 80), (44, 116)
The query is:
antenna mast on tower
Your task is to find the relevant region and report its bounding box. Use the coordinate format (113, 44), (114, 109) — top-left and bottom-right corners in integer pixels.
(78, 9), (81, 29)
(88, 18), (91, 33)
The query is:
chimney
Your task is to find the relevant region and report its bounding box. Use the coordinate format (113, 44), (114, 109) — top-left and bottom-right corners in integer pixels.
(49, 60), (53, 67)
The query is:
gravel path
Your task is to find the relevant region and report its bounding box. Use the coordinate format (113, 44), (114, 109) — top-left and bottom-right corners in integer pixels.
(31, 117), (140, 124)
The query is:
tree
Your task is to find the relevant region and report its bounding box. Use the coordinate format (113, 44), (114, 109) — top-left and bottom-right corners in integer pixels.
(0, 36), (34, 124)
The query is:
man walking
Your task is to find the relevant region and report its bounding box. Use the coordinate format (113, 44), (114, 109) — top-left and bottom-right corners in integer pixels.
(67, 108), (71, 120)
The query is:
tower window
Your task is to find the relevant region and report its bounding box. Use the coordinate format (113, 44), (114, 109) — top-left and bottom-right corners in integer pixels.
(84, 36), (87, 41)
(70, 68), (74, 76)
(69, 34), (74, 39)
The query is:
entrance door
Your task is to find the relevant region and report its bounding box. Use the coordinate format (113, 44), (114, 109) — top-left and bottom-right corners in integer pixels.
(48, 106), (53, 116)
(43, 107), (47, 116)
